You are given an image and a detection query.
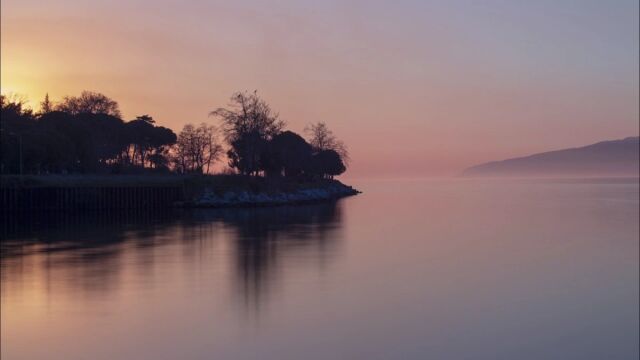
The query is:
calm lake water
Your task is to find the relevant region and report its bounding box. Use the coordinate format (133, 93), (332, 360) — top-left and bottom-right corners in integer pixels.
(2, 179), (638, 360)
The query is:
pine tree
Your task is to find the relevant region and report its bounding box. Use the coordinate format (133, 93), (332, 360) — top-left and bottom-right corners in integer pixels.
(40, 93), (53, 114)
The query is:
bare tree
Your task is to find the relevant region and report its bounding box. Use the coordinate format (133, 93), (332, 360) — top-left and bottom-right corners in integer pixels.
(305, 122), (349, 164)
(209, 91), (284, 175)
(173, 123), (223, 174)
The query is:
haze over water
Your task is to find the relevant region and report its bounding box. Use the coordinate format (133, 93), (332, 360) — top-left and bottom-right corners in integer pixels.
(2, 178), (638, 360)
(2, 0), (638, 177)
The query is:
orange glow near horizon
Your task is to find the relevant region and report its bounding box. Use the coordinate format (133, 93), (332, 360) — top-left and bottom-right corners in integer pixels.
(2, 0), (638, 177)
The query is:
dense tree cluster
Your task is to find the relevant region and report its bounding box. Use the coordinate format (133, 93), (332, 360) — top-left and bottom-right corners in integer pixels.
(1, 90), (349, 179)
(210, 91), (348, 179)
(1, 92), (176, 174)
(210, 91), (285, 176)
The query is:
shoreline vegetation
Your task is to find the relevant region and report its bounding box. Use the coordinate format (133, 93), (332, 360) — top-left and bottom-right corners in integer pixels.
(1, 90), (359, 210)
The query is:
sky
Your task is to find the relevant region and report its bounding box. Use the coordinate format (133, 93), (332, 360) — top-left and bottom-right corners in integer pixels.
(1, 0), (638, 177)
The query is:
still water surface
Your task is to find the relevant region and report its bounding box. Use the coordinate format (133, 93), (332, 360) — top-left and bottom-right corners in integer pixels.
(2, 179), (638, 359)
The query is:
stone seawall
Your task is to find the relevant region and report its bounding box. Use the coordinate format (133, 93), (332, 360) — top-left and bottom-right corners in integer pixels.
(185, 182), (360, 208)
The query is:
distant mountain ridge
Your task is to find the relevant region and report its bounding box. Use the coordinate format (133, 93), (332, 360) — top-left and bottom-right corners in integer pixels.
(462, 137), (639, 177)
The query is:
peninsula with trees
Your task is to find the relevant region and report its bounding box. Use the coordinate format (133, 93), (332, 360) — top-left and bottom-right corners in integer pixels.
(0, 91), (359, 210)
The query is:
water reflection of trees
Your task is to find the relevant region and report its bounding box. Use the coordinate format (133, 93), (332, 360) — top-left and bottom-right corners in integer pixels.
(186, 202), (343, 312)
(1, 210), (176, 297)
(1, 202), (343, 309)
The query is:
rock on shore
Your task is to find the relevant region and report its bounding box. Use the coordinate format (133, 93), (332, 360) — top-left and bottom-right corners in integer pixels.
(189, 181), (360, 207)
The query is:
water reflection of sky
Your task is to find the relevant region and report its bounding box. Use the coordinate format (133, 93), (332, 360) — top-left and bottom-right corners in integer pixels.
(2, 202), (344, 312)
(1, 179), (638, 360)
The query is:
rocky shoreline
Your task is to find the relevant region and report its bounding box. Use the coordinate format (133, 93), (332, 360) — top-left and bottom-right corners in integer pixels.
(182, 181), (360, 208)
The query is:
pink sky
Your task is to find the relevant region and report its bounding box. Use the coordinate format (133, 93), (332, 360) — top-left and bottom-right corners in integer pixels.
(2, 0), (638, 177)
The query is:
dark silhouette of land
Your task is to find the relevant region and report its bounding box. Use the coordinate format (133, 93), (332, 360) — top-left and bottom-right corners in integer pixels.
(1, 91), (348, 180)
(462, 137), (639, 177)
(1, 91), (357, 210)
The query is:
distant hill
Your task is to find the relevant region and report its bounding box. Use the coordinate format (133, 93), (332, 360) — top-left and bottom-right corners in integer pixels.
(462, 137), (639, 177)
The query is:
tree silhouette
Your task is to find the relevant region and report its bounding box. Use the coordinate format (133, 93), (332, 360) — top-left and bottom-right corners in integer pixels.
(1, 90), (351, 178)
(309, 149), (346, 179)
(125, 116), (173, 167)
(1, 92), (179, 174)
(55, 91), (122, 118)
(210, 91), (285, 176)
(305, 122), (349, 163)
(39, 93), (53, 115)
(173, 123), (223, 174)
(264, 131), (313, 177)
